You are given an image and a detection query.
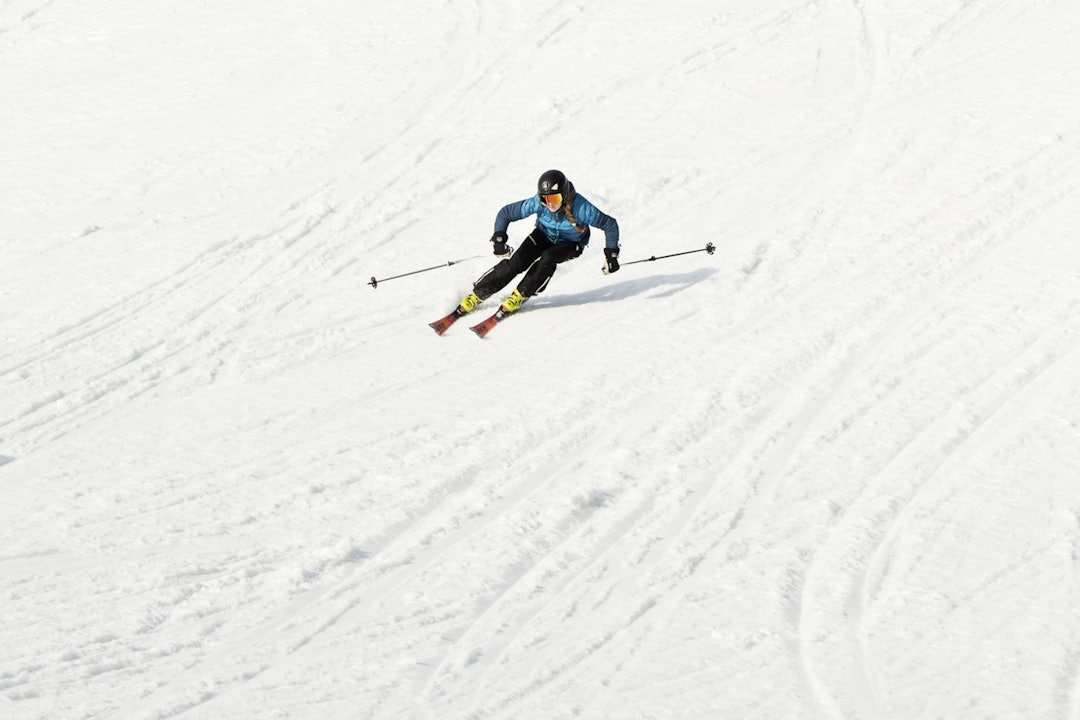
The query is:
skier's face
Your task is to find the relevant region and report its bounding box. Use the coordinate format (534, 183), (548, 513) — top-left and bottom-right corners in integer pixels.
(541, 193), (562, 212)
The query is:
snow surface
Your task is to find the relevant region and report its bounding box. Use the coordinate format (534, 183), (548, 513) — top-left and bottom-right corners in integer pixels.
(3, 1), (1080, 718)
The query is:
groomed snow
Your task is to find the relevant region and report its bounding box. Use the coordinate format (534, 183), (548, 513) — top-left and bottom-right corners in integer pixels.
(2, 1), (1079, 718)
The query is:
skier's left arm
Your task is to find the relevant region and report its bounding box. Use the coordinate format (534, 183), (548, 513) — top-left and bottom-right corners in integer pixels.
(575, 197), (621, 273)
(575, 198), (620, 250)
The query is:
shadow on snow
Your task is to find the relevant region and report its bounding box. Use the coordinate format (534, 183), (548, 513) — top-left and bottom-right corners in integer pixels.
(534, 267), (717, 310)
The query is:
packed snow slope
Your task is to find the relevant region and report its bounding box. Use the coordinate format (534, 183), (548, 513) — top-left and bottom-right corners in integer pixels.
(3, 1), (1080, 718)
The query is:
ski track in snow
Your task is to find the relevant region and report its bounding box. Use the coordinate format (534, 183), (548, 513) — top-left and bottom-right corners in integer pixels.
(3, 1), (1080, 719)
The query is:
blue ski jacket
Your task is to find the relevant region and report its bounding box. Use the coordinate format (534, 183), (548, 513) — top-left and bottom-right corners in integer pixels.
(494, 186), (620, 249)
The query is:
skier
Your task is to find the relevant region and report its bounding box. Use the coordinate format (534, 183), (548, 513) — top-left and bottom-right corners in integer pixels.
(456, 169), (620, 319)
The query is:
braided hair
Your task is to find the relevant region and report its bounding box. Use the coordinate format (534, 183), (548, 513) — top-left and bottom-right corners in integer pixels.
(561, 186), (587, 233)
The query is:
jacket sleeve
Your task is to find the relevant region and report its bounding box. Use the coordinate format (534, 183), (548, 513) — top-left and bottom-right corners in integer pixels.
(494, 196), (540, 233)
(575, 197), (620, 249)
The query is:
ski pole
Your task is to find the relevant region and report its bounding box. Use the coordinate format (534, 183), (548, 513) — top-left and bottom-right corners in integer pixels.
(369, 255), (484, 289)
(621, 242), (716, 267)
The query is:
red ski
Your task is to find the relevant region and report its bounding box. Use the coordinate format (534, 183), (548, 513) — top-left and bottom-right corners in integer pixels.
(429, 308), (467, 336)
(469, 309), (509, 338)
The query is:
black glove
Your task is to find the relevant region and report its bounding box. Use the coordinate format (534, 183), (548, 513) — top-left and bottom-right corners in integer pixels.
(491, 231), (513, 258)
(602, 247), (620, 275)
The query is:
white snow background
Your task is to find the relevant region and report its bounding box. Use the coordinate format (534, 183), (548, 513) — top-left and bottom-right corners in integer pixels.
(2, 1), (1080, 718)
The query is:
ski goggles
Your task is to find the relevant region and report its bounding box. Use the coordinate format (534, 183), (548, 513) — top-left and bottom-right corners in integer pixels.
(540, 193), (562, 209)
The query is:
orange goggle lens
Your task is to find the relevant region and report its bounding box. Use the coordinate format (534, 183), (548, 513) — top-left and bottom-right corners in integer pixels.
(541, 193), (562, 207)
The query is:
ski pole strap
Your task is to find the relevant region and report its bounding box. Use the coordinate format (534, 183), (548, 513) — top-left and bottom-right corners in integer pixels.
(622, 243), (715, 267)
(369, 255), (484, 288)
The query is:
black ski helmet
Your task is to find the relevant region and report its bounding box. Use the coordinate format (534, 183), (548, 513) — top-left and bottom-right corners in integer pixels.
(537, 169), (568, 197)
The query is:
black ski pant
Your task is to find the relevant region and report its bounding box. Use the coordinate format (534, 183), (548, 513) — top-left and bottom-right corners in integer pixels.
(473, 228), (585, 300)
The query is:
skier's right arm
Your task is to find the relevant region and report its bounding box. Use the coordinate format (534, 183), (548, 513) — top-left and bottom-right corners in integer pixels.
(491, 197), (539, 256)
(493, 197), (540, 235)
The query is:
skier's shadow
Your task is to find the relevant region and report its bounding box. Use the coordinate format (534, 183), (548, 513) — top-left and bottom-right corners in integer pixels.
(534, 267), (717, 309)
